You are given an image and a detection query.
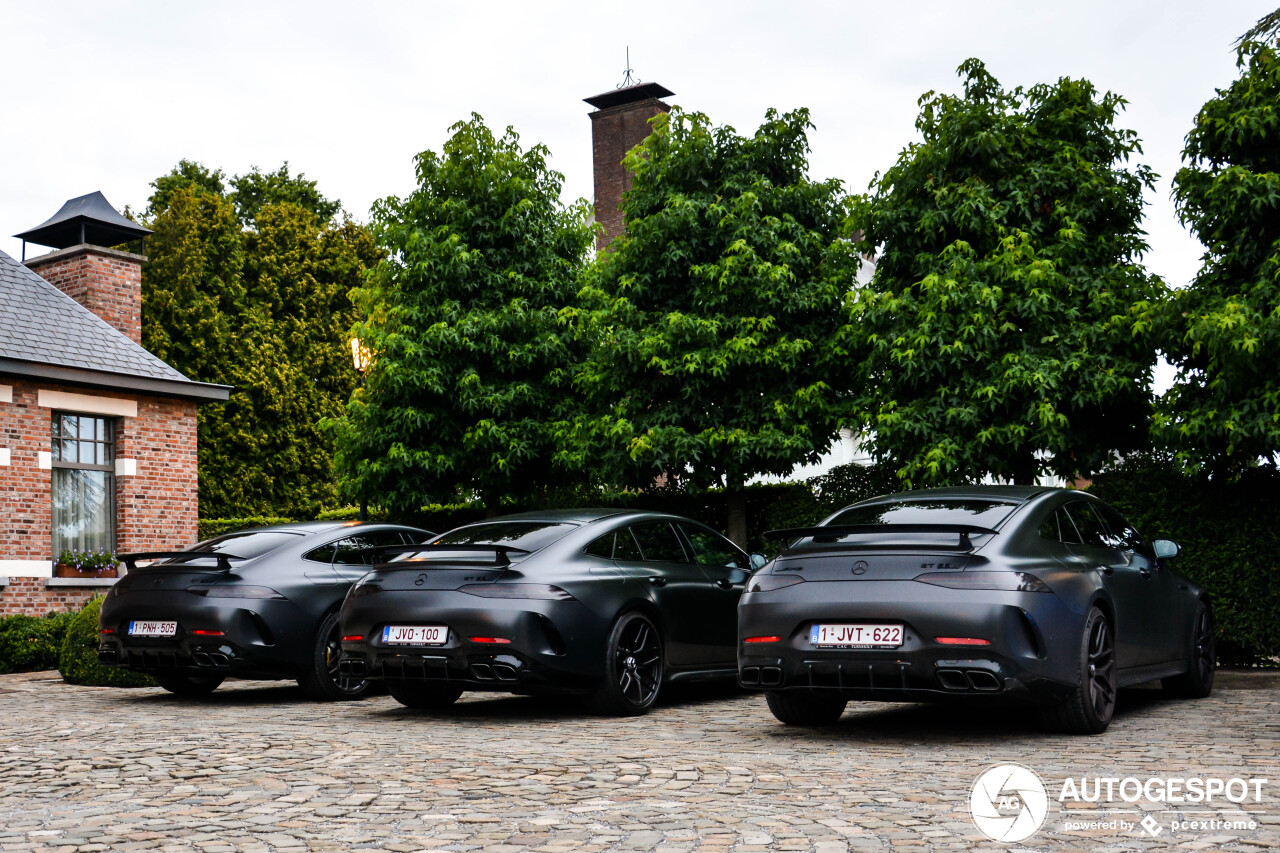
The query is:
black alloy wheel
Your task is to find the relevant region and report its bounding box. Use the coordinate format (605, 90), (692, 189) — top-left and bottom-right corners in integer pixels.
(1041, 606), (1116, 734)
(298, 611), (372, 701)
(154, 673), (224, 696)
(588, 611), (664, 716)
(1163, 602), (1215, 699)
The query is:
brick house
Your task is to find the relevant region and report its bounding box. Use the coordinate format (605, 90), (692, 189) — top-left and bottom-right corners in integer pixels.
(0, 192), (230, 616)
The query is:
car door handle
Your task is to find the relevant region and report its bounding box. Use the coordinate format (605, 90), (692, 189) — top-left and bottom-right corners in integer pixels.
(1096, 565), (1114, 576)
(1139, 567), (1153, 579)
(716, 579), (733, 590)
(648, 576), (667, 587)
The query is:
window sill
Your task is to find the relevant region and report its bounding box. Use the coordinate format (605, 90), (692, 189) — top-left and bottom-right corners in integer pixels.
(46, 577), (119, 588)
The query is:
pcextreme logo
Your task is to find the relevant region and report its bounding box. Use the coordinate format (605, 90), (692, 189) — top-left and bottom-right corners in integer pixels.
(970, 764), (1049, 843)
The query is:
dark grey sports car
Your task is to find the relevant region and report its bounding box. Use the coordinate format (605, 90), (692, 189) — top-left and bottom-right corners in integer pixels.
(737, 487), (1214, 733)
(98, 522), (433, 699)
(338, 509), (761, 715)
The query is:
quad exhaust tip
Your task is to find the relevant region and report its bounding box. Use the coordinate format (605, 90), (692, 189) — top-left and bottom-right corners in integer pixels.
(937, 668), (1002, 692)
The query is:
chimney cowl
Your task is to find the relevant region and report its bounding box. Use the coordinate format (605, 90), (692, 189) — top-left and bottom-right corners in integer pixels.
(15, 191), (151, 252)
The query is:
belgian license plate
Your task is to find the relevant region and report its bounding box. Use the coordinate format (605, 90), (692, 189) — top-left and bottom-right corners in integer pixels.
(382, 625), (448, 646)
(810, 623), (902, 648)
(128, 620), (177, 637)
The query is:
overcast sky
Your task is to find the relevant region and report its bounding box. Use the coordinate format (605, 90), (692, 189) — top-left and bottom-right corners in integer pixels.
(2, 0), (1272, 293)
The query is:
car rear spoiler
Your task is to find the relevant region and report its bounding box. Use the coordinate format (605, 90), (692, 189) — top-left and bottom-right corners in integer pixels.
(763, 524), (999, 553)
(372, 544), (530, 569)
(117, 552), (241, 573)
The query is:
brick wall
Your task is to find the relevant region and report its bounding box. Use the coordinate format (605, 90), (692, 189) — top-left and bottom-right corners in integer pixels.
(0, 578), (100, 617)
(0, 378), (198, 616)
(24, 246), (144, 345)
(589, 97), (671, 251)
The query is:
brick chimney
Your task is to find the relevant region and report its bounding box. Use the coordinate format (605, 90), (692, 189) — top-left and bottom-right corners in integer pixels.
(585, 80), (674, 251)
(15, 191), (151, 345)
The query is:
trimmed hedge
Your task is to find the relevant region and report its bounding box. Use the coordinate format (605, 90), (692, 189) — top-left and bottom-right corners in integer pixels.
(58, 597), (155, 687)
(197, 516), (294, 541)
(0, 611), (75, 674)
(1089, 454), (1280, 666)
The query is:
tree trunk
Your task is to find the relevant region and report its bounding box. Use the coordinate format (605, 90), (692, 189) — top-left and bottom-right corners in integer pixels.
(484, 492), (501, 518)
(726, 474), (748, 549)
(1011, 451), (1037, 486)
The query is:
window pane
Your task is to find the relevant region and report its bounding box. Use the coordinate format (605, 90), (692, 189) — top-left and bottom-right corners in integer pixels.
(1065, 503), (1110, 549)
(630, 523), (687, 562)
(613, 528), (643, 561)
(584, 534), (614, 559)
(189, 530), (304, 560)
(432, 522), (577, 552)
(830, 499), (1018, 528)
(681, 524), (745, 568)
(52, 468), (114, 557)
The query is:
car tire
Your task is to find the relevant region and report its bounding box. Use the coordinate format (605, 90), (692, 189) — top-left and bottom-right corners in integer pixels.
(585, 611), (664, 716)
(1162, 601), (1215, 699)
(297, 611), (372, 702)
(1040, 606), (1116, 734)
(154, 673), (224, 696)
(765, 692), (847, 726)
(387, 681), (464, 709)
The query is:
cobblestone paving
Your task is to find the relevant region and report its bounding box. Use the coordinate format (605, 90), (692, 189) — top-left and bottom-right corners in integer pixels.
(1, 671), (1277, 852)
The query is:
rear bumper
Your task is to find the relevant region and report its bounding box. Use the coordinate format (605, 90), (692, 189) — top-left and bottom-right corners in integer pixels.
(737, 580), (1084, 700)
(339, 591), (610, 693)
(98, 595), (306, 679)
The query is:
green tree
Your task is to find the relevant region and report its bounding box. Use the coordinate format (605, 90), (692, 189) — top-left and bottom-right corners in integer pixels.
(1159, 39), (1280, 471)
(145, 159), (226, 219)
(142, 163), (374, 517)
(564, 108), (857, 545)
(230, 162), (342, 226)
(848, 60), (1163, 486)
(330, 116), (594, 514)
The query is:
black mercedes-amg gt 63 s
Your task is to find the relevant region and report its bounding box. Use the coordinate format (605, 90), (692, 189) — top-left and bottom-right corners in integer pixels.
(339, 509), (763, 715)
(738, 487), (1214, 733)
(98, 522), (433, 699)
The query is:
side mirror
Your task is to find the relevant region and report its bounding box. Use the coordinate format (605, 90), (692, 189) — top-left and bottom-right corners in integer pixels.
(750, 553), (769, 571)
(1153, 539), (1181, 560)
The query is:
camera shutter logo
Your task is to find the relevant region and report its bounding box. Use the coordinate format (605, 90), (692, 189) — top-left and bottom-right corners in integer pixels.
(970, 764), (1049, 842)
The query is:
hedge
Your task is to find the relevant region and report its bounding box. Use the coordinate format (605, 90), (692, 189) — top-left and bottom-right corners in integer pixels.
(1088, 454), (1280, 666)
(58, 596), (155, 687)
(0, 611), (75, 674)
(197, 516), (294, 541)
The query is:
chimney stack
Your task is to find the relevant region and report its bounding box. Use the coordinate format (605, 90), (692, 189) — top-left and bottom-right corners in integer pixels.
(585, 80), (674, 251)
(15, 191), (152, 345)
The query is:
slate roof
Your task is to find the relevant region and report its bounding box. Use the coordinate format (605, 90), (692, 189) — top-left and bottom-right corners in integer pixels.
(0, 247), (229, 401)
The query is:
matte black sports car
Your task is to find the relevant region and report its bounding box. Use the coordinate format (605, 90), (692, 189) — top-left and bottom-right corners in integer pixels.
(339, 509), (762, 715)
(737, 487), (1214, 733)
(98, 522), (433, 698)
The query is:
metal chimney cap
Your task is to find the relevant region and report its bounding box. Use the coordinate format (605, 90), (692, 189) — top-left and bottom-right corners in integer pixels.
(15, 191), (152, 250)
(584, 81), (675, 111)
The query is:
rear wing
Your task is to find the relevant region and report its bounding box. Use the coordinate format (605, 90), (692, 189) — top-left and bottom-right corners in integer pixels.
(118, 552), (241, 573)
(372, 544), (530, 569)
(763, 524), (998, 553)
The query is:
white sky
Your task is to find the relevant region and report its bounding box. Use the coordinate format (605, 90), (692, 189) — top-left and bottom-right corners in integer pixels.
(1, 1), (1270, 297)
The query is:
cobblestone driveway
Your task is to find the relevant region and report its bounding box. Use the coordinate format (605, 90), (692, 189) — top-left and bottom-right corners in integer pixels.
(2, 671), (1277, 852)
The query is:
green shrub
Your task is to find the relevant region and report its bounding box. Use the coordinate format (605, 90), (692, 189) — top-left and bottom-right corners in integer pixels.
(1089, 454), (1280, 665)
(0, 611), (75, 673)
(58, 597), (155, 687)
(197, 516), (295, 541)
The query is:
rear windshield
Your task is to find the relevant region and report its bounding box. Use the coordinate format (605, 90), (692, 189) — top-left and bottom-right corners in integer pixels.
(431, 522), (576, 553)
(828, 499), (1019, 529)
(186, 530), (305, 560)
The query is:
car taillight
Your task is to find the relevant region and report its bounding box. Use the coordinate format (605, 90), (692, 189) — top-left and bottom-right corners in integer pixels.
(469, 636), (512, 644)
(341, 635), (364, 642)
(191, 629), (225, 636)
(745, 574), (804, 594)
(915, 571), (1050, 593)
(459, 584), (575, 601)
(935, 636), (991, 646)
(744, 636), (781, 644)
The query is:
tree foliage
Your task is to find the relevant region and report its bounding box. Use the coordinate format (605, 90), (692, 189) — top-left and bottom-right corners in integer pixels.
(1159, 40), (1280, 470)
(848, 60), (1164, 486)
(142, 162), (375, 517)
(330, 115), (594, 513)
(564, 108), (857, 544)
(230, 162), (342, 226)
